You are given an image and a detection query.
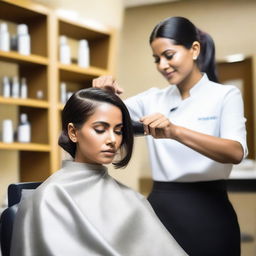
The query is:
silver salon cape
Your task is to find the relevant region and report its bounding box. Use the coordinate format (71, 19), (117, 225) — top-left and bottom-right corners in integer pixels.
(11, 160), (186, 256)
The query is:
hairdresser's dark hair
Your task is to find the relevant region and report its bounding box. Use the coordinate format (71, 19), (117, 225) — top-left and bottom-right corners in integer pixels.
(58, 87), (134, 168)
(149, 16), (219, 83)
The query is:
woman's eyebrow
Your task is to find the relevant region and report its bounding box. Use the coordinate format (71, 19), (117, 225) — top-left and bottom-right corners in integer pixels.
(92, 121), (109, 126)
(92, 121), (123, 127)
(152, 49), (175, 57)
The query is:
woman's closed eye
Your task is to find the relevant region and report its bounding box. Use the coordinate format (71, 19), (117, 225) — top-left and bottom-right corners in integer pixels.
(94, 128), (105, 134)
(165, 54), (174, 60)
(153, 53), (175, 63)
(93, 125), (123, 135)
(114, 128), (123, 135)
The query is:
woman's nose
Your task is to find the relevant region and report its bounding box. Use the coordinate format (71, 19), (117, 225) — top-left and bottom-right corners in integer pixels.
(106, 131), (116, 145)
(159, 57), (169, 70)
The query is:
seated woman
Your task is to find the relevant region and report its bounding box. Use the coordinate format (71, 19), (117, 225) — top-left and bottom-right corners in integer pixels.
(11, 88), (186, 256)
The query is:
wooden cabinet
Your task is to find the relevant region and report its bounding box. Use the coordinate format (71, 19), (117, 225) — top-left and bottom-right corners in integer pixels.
(0, 0), (116, 185)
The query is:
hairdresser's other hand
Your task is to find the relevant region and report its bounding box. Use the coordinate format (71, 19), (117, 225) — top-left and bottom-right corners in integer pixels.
(140, 113), (177, 139)
(92, 75), (124, 95)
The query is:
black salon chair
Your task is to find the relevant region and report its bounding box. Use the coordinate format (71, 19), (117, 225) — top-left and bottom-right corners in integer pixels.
(0, 182), (42, 256)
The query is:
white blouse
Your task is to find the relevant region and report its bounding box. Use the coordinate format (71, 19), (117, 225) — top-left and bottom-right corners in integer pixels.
(125, 74), (248, 182)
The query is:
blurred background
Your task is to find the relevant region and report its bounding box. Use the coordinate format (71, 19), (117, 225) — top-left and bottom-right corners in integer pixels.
(0, 0), (256, 255)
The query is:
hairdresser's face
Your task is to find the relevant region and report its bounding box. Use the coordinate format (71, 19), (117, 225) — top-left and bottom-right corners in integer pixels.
(151, 38), (198, 86)
(70, 103), (123, 165)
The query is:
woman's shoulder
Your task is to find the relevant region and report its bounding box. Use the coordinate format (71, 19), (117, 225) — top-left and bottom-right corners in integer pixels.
(207, 80), (242, 96)
(27, 168), (66, 202)
(126, 85), (173, 103)
(112, 178), (145, 200)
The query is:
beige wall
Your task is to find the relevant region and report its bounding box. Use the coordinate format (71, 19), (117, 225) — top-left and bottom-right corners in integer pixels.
(115, 0), (256, 191)
(34, 0), (124, 29)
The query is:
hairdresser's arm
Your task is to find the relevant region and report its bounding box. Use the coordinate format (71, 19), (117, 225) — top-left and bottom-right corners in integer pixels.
(92, 75), (124, 95)
(140, 113), (244, 164)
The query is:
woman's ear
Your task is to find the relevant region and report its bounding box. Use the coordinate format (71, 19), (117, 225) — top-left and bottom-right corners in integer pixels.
(191, 41), (200, 60)
(68, 123), (78, 143)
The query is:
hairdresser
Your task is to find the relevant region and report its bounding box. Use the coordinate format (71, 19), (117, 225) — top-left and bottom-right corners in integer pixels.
(93, 16), (247, 256)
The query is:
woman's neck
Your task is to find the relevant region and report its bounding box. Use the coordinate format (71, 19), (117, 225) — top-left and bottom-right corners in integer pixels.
(177, 69), (203, 99)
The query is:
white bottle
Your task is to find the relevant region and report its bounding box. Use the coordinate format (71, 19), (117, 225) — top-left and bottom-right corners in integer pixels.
(17, 113), (31, 143)
(59, 36), (71, 64)
(17, 24), (31, 55)
(0, 23), (10, 51)
(2, 76), (11, 97)
(78, 39), (90, 68)
(66, 91), (73, 100)
(11, 76), (20, 98)
(36, 90), (44, 99)
(2, 119), (13, 143)
(60, 82), (67, 104)
(20, 77), (28, 99)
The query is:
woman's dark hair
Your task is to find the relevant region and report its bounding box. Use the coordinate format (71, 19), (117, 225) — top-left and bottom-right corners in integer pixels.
(58, 87), (134, 168)
(149, 16), (219, 83)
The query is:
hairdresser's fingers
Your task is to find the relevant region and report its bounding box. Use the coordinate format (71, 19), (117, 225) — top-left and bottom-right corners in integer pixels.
(140, 113), (173, 138)
(155, 119), (172, 138)
(92, 76), (124, 95)
(112, 80), (124, 95)
(92, 75), (115, 88)
(148, 117), (168, 137)
(140, 113), (163, 126)
(140, 113), (164, 136)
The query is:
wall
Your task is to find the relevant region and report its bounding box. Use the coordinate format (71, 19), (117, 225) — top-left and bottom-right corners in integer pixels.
(34, 0), (124, 28)
(115, 0), (256, 190)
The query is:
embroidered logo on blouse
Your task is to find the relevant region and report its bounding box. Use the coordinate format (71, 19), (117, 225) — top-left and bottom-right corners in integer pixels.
(198, 116), (218, 121)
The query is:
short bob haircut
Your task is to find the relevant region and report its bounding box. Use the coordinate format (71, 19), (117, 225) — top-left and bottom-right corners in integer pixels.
(58, 87), (134, 169)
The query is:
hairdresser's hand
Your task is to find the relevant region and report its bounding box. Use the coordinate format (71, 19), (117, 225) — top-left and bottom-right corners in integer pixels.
(92, 75), (124, 95)
(140, 113), (177, 139)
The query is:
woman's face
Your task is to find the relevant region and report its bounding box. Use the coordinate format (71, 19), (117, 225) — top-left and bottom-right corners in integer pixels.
(69, 103), (123, 165)
(151, 37), (199, 86)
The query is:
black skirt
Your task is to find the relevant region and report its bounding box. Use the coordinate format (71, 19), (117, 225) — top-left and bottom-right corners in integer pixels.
(148, 180), (240, 256)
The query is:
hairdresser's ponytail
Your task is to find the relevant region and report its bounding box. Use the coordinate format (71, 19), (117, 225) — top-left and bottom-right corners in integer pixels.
(197, 29), (219, 83)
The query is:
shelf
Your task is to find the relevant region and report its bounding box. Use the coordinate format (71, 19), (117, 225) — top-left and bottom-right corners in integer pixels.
(0, 0), (49, 21)
(58, 18), (111, 70)
(59, 18), (110, 40)
(59, 63), (107, 83)
(0, 142), (50, 152)
(0, 0), (49, 57)
(0, 97), (49, 108)
(0, 50), (48, 66)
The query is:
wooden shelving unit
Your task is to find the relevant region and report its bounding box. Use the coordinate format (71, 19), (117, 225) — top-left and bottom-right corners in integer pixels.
(0, 96), (49, 108)
(0, 142), (50, 151)
(0, 0), (116, 184)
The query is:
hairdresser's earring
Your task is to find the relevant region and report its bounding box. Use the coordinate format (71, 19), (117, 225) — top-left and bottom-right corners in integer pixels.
(193, 55), (198, 60)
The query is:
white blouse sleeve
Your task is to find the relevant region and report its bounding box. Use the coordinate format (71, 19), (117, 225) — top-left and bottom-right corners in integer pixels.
(220, 86), (248, 158)
(124, 88), (157, 121)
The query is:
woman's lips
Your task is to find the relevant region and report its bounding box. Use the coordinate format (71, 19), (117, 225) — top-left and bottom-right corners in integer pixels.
(165, 71), (175, 79)
(101, 150), (116, 157)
